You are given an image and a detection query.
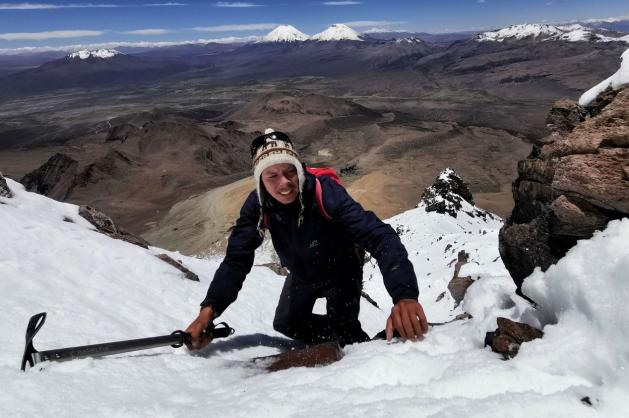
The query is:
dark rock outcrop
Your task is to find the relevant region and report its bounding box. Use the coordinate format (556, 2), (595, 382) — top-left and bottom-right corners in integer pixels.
(420, 168), (474, 217)
(419, 168), (496, 221)
(500, 87), (629, 294)
(485, 317), (543, 359)
(79, 205), (150, 249)
(0, 172), (13, 198)
(156, 254), (199, 281)
(20, 153), (79, 200)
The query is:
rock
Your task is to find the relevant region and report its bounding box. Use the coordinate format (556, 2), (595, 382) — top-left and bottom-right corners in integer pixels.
(500, 87), (629, 296)
(79, 205), (150, 249)
(545, 99), (587, 134)
(419, 168), (474, 218)
(156, 254), (199, 281)
(452, 250), (470, 278)
(584, 86), (620, 117)
(447, 277), (474, 306)
(20, 153), (79, 200)
(447, 250), (474, 306)
(0, 172), (13, 198)
(252, 341), (344, 372)
(485, 317), (543, 359)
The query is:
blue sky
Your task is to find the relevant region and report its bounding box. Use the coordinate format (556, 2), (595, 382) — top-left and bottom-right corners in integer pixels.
(0, 0), (627, 51)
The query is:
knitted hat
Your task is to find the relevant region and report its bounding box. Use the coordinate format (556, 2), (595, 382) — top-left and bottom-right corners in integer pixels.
(251, 128), (305, 206)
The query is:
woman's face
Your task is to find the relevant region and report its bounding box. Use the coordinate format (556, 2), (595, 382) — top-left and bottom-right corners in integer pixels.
(261, 163), (299, 205)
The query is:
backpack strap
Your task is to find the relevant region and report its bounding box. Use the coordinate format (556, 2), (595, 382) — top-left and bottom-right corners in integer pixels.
(314, 178), (332, 221)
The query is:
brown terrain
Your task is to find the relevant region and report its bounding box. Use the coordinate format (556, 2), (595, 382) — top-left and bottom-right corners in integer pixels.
(0, 36), (625, 255)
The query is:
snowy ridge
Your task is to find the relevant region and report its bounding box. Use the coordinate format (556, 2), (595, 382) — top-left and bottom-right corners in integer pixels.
(477, 23), (593, 42)
(1, 177), (629, 416)
(261, 25), (309, 42)
(312, 24), (362, 41)
(579, 47), (629, 105)
(395, 37), (423, 44)
(68, 49), (120, 59)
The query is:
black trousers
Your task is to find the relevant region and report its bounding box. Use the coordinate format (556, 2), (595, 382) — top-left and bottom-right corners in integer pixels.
(272, 272), (370, 346)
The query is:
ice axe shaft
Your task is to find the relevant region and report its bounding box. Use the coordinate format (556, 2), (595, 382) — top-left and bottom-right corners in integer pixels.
(21, 312), (234, 371)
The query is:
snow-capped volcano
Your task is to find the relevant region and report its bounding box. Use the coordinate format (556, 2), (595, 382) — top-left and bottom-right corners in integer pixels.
(477, 23), (594, 42)
(68, 49), (120, 59)
(311, 24), (362, 41)
(262, 25), (309, 42)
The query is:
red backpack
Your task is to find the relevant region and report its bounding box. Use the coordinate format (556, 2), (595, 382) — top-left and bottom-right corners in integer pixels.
(305, 166), (340, 221)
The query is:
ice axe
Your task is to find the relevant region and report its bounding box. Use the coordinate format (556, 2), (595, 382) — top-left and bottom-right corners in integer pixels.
(20, 312), (234, 371)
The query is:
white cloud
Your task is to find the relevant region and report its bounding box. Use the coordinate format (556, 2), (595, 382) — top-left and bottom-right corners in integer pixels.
(193, 23), (277, 32)
(0, 2), (185, 9)
(0, 30), (104, 40)
(0, 3), (120, 9)
(580, 14), (629, 24)
(120, 29), (172, 35)
(341, 20), (406, 28)
(0, 36), (260, 55)
(214, 2), (260, 7)
(362, 27), (407, 34)
(323, 1), (361, 5)
(478, 0), (485, 3)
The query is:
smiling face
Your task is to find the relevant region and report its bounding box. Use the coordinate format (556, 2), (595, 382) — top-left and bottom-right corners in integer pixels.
(261, 163), (300, 205)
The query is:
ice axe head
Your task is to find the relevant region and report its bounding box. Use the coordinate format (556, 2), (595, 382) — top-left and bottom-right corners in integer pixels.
(21, 312), (46, 371)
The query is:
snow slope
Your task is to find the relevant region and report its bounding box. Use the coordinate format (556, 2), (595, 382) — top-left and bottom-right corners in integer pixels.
(1, 178), (628, 417)
(262, 25), (309, 42)
(311, 24), (362, 41)
(579, 47), (629, 105)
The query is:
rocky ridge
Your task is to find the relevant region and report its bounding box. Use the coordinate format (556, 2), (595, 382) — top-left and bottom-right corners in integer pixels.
(418, 167), (497, 221)
(499, 86), (629, 296)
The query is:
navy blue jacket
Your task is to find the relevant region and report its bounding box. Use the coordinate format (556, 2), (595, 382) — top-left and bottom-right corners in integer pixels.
(201, 171), (419, 316)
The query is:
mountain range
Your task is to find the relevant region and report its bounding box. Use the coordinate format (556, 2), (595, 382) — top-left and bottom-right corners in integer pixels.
(0, 22), (627, 99)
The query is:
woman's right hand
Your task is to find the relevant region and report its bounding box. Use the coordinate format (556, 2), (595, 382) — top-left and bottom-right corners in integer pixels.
(185, 305), (215, 350)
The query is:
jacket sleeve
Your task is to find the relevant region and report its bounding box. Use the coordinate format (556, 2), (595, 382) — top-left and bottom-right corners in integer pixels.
(200, 191), (264, 317)
(321, 178), (419, 303)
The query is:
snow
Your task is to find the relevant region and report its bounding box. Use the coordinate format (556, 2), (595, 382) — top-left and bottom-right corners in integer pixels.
(477, 23), (595, 43)
(311, 24), (362, 42)
(261, 25), (309, 42)
(578, 48), (629, 105)
(1, 177), (629, 417)
(395, 37), (423, 44)
(68, 49), (120, 59)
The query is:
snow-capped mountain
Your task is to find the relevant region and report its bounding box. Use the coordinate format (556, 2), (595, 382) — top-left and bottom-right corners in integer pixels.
(477, 23), (629, 44)
(311, 24), (362, 41)
(477, 23), (594, 42)
(2, 172), (629, 415)
(395, 37), (424, 44)
(262, 25), (309, 42)
(68, 49), (120, 59)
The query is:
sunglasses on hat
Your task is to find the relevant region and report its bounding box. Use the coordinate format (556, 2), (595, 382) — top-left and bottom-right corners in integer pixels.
(250, 131), (293, 159)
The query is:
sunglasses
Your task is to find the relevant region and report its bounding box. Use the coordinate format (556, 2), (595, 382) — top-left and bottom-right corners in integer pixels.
(250, 131), (293, 159)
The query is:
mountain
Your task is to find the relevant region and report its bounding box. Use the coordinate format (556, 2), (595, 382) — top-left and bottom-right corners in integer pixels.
(68, 49), (120, 59)
(311, 24), (362, 41)
(0, 50), (190, 98)
(262, 25), (309, 42)
(2, 172), (628, 415)
(477, 23), (629, 44)
(582, 18), (629, 33)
